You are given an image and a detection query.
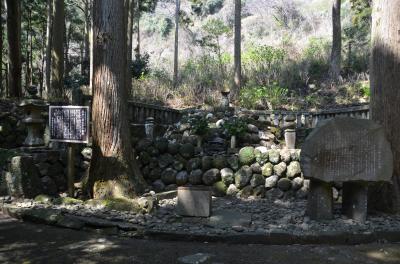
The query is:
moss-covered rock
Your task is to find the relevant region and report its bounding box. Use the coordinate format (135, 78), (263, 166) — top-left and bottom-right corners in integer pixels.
(268, 149), (281, 164)
(286, 161), (301, 178)
(226, 156), (239, 170)
(213, 156), (227, 169)
(213, 181), (227, 197)
(34, 194), (52, 204)
(53, 197), (83, 205)
(234, 166), (252, 188)
(202, 156), (214, 171)
(262, 163), (274, 177)
(238, 147), (255, 165)
(179, 143), (195, 159)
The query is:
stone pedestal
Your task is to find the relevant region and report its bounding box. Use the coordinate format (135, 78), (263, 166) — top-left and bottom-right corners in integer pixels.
(284, 129), (296, 149)
(144, 117), (154, 140)
(307, 180), (333, 220)
(342, 182), (368, 223)
(176, 186), (211, 217)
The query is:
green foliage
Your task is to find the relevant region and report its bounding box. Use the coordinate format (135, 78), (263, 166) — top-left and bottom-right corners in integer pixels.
(242, 45), (286, 86)
(190, 0), (224, 16)
(239, 84), (288, 110)
(143, 15), (173, 38)
(223, 117), (247, 137)
(302, 37), (331, 81)
(131, 53), (151, 79)
(189, 116), (209, 136)
(360, 82), (370, 98)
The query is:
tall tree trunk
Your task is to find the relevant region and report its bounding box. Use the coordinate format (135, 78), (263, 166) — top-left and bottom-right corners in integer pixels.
(45, 0), (53, 99)
(82, 0), (91, 78)
(50, 0), (65, 100)
(233, 0), (241, 93)
(329, 0), (341, 82)
(89, 0), (146, 199)
(135, 0), (140, 56)
(173, 0), (180, 88)
(369, 0), (400, 214)
(0, 0), (3, 96)
(6, 0), (22, 98)
(126, 0), (134, 95)
(25, 8), (32, 89)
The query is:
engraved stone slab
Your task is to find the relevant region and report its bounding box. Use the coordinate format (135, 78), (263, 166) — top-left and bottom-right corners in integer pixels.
(176, 186), (211, 217)
(301, 117), (393, 183)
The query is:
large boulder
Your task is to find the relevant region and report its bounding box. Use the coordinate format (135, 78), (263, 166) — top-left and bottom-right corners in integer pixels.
(158, 153), (174, 169)
(176, 171), (189, 186)
(187, 158), (201, 172)
(161, 168), (177, 185)
(179, 143), (195, 159)
(213, 181), (227, 197)
(226, 184), (239, 196)
(250, 174), (265, 187)
(154, 138), (169, 153)
(265, 175), (279, 189)
(277, 178), (292, 191)
(202, 169), (220, 185)
(261, 163), (274, 177)
(221, 168), (234, 186)
(268, 149), (281, 164)
(273, 162), (287, 177)
(5, 156), (43, 198)
(213, 156), (227, 169)
(226, 156), (239, 170)
(202, 156), (214, 171)
(167, 142), (180, 155)
(238, 147), (256, 165)
(286, 161), (301, 178)
(234, 166), (253, 188)
(280, 149), (291, 163)
(188, 169), (203, 185)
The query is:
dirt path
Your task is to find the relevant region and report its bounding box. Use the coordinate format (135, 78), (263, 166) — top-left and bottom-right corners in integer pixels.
(1, 213), (400, 264)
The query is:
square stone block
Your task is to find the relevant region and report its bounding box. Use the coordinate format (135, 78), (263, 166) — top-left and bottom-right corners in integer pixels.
(176, 186), (211, 217)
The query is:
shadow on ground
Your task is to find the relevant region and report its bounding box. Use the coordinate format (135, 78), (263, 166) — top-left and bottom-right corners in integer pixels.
(0, 213), (400, 264)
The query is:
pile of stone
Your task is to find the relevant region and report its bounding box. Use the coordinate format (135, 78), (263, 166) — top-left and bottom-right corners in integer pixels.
(1, 148), (91, 198)
(0, 100), (26, 148)
(135, 136), (307, 198)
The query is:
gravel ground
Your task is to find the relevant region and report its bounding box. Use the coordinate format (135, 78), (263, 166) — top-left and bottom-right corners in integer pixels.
(4, 195), (400, 237)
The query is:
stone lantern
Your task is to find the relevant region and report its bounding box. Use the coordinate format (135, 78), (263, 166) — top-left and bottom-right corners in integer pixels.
(221, 88), (230, 109)
(19, 85), (49, 148)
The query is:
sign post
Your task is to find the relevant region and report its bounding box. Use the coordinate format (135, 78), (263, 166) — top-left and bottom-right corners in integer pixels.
(49, 106), (90, 197)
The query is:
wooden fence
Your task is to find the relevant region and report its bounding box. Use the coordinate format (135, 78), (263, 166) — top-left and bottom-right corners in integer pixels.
(239, 104), (370, 129)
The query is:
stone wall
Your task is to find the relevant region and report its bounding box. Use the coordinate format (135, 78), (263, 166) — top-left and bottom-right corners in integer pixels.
(0, 100), (26, 148)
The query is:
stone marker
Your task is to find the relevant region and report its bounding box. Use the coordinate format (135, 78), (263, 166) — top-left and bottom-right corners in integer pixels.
(301, 117), (393, 222)
(176, 186), (211, 217)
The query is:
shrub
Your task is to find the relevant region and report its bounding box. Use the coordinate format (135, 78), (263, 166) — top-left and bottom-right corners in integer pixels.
(223, 117), (247, 137)
(189, 116), (209, 136)
(239, 84), (288, 110)
(131, 53), (151, 79)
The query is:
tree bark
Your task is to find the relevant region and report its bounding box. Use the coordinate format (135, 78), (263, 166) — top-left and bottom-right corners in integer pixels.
(173, 0), (180, 88)
(369, 0), (400, 213)
(50, 0), (65, 100)
(329, 0), (342, 82)
(0, 0), (3, 96)
(82, 0), (91, 78)
(233, 0), (241, 93)
(44, 0), (53, 99)
(135, 0), (140, 56)
(6, 0), (22, 98)
(89, 0), (146, 199)
(126, 0), (134, 95)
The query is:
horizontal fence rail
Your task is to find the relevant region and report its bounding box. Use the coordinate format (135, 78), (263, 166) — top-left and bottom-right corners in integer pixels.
(79, 91), (369, 130)
(238, 104), (370, 129)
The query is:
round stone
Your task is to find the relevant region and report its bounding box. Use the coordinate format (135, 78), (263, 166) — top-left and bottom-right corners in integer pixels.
(273, 162), (287, 177)
(277, 178), (292, 191)
(188, 169), (203, 185)
(234, 166), (253, 188)
(238, 147), (256, 165)
(161, 168), (177, 185)
(221, 168), (234, 186)
(286, 161), (301, 178)
(176, 171), (189, 186)
(202, 169), (220, 185)
(265, 175), (279, 189)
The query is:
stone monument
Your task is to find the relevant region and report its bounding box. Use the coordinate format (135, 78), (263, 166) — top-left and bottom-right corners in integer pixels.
(301, 117), (393, 222)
